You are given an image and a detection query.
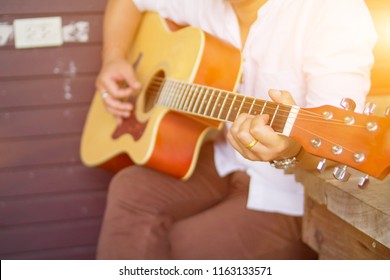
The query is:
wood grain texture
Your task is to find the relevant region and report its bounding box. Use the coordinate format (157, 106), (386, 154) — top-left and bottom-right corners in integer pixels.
(0, 46), (101, 78)
(0, 191), (107, 225)
(0, 164), (111, 197)
(0, 0), (108, 260)
(0, 136), (82, 169)
(303, 196), (390, 259)
(1, 0), (106, 14)
(0, 76), (96, 109)
(1, 106), (89, 138)
(1, 245), (97, 260)
(1, 0), (388, 261)
(0, 218), (102, 256)
(297, 168), (390, 258)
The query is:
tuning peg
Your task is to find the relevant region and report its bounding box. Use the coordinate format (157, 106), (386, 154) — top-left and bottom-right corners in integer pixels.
(385, 107), (390, 118)
(363, 102), (376, 115)
(358, 174), (370, 189)
(333, 165), (351, 182)
(317, 158), (327, 173)
(340, 98), (356, 111)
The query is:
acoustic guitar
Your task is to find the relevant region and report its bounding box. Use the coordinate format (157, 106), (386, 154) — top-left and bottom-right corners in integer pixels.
(81, 12), (390, 184)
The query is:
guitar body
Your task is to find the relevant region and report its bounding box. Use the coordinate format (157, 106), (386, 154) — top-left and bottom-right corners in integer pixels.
(81, 13), (242, 179)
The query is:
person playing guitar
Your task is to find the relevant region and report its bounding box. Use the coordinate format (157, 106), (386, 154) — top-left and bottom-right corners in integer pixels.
(90, 0), (378, 259)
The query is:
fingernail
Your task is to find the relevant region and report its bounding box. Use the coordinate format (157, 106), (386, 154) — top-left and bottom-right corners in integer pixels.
(270, 89), (282, 98)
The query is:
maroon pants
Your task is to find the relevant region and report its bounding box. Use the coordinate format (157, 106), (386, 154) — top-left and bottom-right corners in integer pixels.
(97, 143), (316, 259)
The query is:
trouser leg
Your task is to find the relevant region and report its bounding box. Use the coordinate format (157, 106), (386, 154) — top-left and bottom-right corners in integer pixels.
(96, 143), (229, 259)
(170, 171), (317, 260)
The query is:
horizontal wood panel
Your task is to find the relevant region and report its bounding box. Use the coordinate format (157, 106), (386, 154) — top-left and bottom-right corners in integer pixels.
(1, 0), (107, 14)
(0, 76), (96, 109)
(0, 164), (111, 197)
(0, 45), (101, 78)
(0, 191), (107, 225)
(0, 136), (81, 169)
(0, 0), (109, 260)
(0, 14), (103, 47)
(303, 196), (390, 259)
(0, 218), (102, 255)
(1, 245), (96, 260)
(0, 106), (89, 139)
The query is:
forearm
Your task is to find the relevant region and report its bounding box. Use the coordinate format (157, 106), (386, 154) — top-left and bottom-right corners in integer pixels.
(102, 0), (142, 64)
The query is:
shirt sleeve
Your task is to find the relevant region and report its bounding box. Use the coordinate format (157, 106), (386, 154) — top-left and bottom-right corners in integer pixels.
(302, 0), (377, 110)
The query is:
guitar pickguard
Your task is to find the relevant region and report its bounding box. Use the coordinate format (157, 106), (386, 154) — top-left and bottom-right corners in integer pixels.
(111, 96), (147, 141)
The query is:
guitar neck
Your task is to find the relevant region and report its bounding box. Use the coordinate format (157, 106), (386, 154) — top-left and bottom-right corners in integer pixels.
(156, 78), (300, 136)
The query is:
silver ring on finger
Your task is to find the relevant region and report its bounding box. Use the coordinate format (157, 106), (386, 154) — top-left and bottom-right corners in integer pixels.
(101, 91), (110, 100)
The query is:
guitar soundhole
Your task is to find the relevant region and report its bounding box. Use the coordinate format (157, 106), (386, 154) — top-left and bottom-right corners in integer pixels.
(144, 70), (165, 113)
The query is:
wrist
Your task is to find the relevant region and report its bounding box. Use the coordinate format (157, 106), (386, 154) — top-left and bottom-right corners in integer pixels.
(269, 146), (305, 170)
(102, 44), (128, 64)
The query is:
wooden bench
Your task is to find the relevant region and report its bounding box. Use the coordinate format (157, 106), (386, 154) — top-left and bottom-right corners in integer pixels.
(297, 168), (390, 259)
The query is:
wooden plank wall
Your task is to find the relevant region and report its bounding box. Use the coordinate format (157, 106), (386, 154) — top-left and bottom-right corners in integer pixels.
(0, 0), (113, 259)
(0, 0), (388, 260)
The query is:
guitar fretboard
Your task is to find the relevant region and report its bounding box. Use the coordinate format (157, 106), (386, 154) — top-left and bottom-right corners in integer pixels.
(156, 78), (299, 136)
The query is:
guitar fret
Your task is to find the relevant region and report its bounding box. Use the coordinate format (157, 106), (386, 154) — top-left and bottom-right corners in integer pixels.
(178, 83), (190, 110)
(260, 100), (267, 115)
(168, 80), (178, 107)
(158, 79), (295, 135)
(192, 87), (205, 113)
(237, 96), (251, 115)
(263, 101), (278, 117)
(183, 85), (195, 111)
(248, 97), (256, 114)
(210, 91), (222, 118)
(177, 82), (189, 110)
(166, 80), (178, 108)
(217, 92), (229, 119)
(237, 95), (246, 115)
(269, 104), (279, 127)
(225, 94), (237, 121)
(159, 79), (173, 106)
(158, 79), (294, 135)
(226, 95), (244, 121)
(204, 89), (216, 117)
(274, 104), (291, 133)
(197, 88), (210, 115)
(188, 86), (200, 112)
(173, 81), (185, 108)
(172, 82), (184, 109)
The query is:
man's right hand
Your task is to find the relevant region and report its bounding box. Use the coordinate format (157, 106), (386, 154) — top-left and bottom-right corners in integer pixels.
(95, 57), (141, 124)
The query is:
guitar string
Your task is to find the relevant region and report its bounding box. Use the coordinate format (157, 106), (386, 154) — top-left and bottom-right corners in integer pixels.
(145, 84), (370, 161)
(118, 78), (374, 165)
(146, 77), (343, 120)
(152, 80), (369, 157)
(145, 85), (372, 133)
(133, 77), (370, 129)
(153, 81), (374, 130)
(145, 83), (367, 129)
(290, 123), (361, 155)
(146, 81), (328, 120)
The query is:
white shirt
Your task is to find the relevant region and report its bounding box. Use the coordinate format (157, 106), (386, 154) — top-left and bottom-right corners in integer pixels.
(133, 0), (377, 215)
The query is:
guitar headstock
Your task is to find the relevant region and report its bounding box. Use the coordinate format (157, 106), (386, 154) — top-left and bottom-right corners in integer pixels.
(290, 101), (390, 184)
